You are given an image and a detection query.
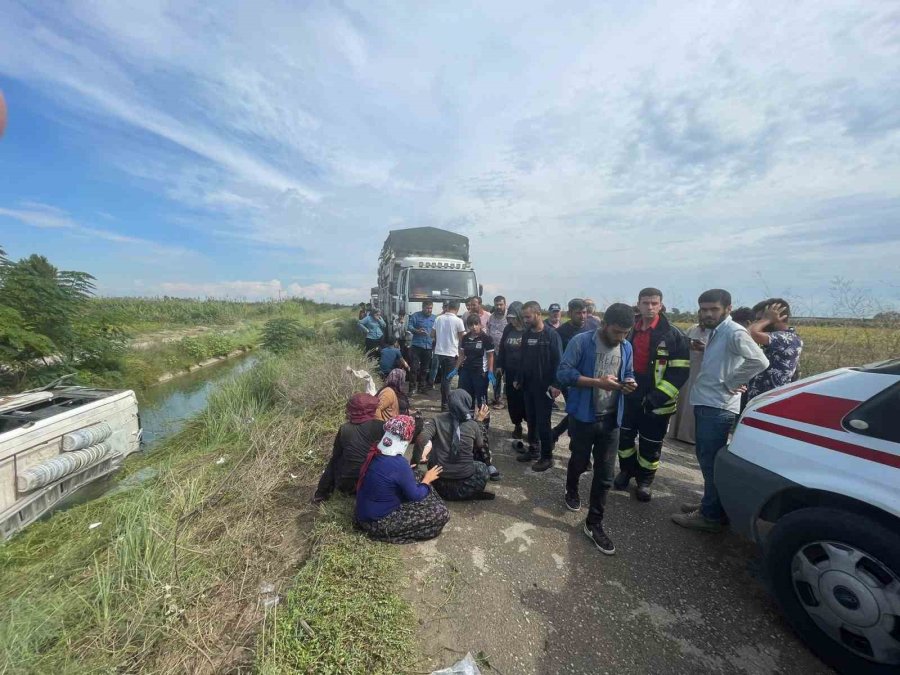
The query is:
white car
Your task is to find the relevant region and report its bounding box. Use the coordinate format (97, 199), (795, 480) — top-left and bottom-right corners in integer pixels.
(716, 359), (900, 674)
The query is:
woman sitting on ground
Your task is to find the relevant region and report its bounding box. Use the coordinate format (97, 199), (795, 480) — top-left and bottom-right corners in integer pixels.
(418, 390), (495, 501)
(312, 393), (384, 504)
(376, 368), (413, 421)
(355, 415), (450, 544)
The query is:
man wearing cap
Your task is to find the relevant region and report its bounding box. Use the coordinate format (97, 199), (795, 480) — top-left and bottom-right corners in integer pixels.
(546, 303), (563, 329)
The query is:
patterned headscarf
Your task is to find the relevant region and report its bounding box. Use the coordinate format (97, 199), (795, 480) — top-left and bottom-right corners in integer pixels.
(379, 368), (409, 414)
(356, 414), (417, 492)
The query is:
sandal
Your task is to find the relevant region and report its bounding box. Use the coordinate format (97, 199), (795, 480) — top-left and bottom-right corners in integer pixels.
(491, 401), (505, 410)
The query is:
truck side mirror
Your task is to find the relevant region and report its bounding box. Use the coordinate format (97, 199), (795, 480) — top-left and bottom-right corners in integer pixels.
(479, 284), (483, 297)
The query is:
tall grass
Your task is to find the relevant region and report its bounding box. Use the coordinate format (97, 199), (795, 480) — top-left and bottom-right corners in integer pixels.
(0, 341), (403, 673)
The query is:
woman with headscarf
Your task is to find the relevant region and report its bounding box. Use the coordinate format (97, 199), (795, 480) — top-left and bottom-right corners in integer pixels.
(417, 390), (494, 501)
(312, 393), (384, 503)
(495, 301), (527, 438)
(355, 415), (450, 543)
(376, 368), (411, 421)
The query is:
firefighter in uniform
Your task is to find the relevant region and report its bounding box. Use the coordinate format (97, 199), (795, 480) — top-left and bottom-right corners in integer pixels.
(614, 288), (690, 501)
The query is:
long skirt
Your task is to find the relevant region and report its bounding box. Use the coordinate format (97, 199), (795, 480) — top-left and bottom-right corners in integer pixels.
(356, 489), (449, 544)
(433, 461), (489, 501)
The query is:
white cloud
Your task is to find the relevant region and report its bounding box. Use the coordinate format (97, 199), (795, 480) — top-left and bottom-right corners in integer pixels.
(1, 2), (899, 311)
(0, 202), (192, 256)
(155, 278), (366, 303)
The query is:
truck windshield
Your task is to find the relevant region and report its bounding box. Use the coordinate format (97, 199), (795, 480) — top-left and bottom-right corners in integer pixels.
(408, 269), (477, 300)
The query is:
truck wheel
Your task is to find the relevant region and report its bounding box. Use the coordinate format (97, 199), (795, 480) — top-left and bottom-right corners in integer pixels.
(765, 507), (900, 674)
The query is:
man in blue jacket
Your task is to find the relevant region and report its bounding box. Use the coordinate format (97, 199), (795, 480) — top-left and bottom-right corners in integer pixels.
(557, 303), (637, 556)
(407, 301), (437, 394)
(358, 309), (386, 356)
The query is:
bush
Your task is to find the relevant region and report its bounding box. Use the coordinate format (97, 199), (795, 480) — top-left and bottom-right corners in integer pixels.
(261, 318), (313, 354)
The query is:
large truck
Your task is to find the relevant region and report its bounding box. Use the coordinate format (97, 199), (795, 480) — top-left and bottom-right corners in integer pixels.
(378, 227), (481, 339)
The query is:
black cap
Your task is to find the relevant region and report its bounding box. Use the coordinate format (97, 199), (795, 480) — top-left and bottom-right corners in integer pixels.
(548, 303), (561, 312)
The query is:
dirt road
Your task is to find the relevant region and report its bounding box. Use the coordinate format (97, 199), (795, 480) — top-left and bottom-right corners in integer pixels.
(403, 388), (832, 674)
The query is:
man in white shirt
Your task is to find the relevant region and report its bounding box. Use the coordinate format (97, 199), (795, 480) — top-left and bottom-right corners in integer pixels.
(432, 300), (466, 411)
(672, 288), (768, 532)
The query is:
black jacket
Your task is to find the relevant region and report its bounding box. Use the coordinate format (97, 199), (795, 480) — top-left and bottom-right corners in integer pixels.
(518, 324), (563, 391)
(627, 313), (690, 410)
(496, 323), (525, 375)
(556, 320), (593, 351)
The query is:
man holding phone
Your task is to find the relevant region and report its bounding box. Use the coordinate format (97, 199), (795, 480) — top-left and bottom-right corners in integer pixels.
(614, 288), (691, 502)
(557, 303), (637, 555)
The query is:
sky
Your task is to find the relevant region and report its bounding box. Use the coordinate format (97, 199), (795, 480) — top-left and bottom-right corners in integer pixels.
(1, 1), (899, 315)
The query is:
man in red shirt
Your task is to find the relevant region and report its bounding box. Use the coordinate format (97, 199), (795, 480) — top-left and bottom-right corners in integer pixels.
(614, 288), (690, 501)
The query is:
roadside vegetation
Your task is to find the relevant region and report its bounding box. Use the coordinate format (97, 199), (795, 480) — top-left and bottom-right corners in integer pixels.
(0, 244), (351, 393)
(0, 341), (414, 674)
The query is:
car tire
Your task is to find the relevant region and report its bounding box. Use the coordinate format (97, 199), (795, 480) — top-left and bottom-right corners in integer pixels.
(765, 507), (900, 675)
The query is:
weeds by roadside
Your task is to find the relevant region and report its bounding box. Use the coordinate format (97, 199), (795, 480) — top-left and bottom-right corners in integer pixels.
(0, 341), (406, 674)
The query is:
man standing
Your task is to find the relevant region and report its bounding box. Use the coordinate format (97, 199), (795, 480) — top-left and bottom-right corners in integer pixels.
(551, 299), (595, 444)
(672, 289), (768, 532)
(557, 303), (636, 555)
(432, 300), (466, 412)
(358, 308), (386, 356)
(461, 296), (491, 331)
(515, 301), (563, 472)
(583, 298), (602, 330)
(614, 288), (690, 502)
(486, 295), (508, 408)
(407, 302), (436, 394)
(746, 299), (803, 401)
(546, 303), (563, 329)
(392, 309), (410, 360)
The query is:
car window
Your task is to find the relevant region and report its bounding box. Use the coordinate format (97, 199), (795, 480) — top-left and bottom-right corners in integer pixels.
(843, 382), (900, 444)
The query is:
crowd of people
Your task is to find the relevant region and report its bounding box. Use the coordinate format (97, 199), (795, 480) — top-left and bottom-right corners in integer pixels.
(338, 288), (802, 553)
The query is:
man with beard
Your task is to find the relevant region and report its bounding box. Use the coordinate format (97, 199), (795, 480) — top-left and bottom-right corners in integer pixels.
(671, 289), (768, 532)
(515, 301), (563, 472)
(551, 299), (595, 445)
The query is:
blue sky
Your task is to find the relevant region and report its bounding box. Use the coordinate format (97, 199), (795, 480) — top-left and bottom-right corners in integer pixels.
(1, 1), (899, 314)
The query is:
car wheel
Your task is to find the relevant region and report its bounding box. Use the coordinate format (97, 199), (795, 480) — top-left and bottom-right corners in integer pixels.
(765, 507), (900, 674)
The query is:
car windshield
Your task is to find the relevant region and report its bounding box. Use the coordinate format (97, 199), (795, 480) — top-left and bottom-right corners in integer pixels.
(408, 269), (477, 300)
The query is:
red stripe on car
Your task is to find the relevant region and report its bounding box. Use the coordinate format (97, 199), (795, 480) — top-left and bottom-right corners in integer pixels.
(755, 392), (860, 431)
(741, 416), (900, 469)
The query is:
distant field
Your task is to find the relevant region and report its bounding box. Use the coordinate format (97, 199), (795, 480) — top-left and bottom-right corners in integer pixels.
(675, 322), (899, 376)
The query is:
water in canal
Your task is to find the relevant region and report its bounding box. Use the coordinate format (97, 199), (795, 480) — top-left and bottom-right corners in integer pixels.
(63, 352), (259, 506)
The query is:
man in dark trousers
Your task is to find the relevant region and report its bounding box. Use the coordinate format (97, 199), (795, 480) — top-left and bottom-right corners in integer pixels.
(515, 301), (563, 472)
(614, 288), (690, 501)
(557, 303), (636, 555)
(551, 298), (594, 444)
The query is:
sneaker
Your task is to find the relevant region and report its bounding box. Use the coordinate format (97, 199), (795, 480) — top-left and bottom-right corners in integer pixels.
(512, 424), (523, 439)
(671, 510), (723, 532)
(532, 457), (553, 472)
(583, 522), (616, 555)
(635, 484), (652, 502)
(488, 465), (501, 481)
(613, 470), (631, 491)
(516, 450), (539, 463)
(491, 400), (505, 410)
(513, 440), (527, 453)
(564, 492), (581, 511)
(680, 502), (701, 513)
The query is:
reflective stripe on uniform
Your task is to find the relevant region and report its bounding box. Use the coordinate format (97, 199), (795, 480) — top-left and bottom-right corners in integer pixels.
(656, 379), (679, 400)
(618, 446), (636, 459)
(637, 453), (660, 471)
(668, 359), (690, 368)
(652, 404), (677, 415)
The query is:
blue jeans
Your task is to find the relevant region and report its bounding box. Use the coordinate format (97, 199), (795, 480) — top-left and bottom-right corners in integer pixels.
(694, 405), (738, 520)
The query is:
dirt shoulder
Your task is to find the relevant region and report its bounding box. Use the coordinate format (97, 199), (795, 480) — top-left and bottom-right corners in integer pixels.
(402, 389), (832, 675)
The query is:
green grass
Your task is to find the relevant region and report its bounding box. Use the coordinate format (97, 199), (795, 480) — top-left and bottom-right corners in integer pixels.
(0, 341), (403, 673)
(258, 500), (415, 675)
